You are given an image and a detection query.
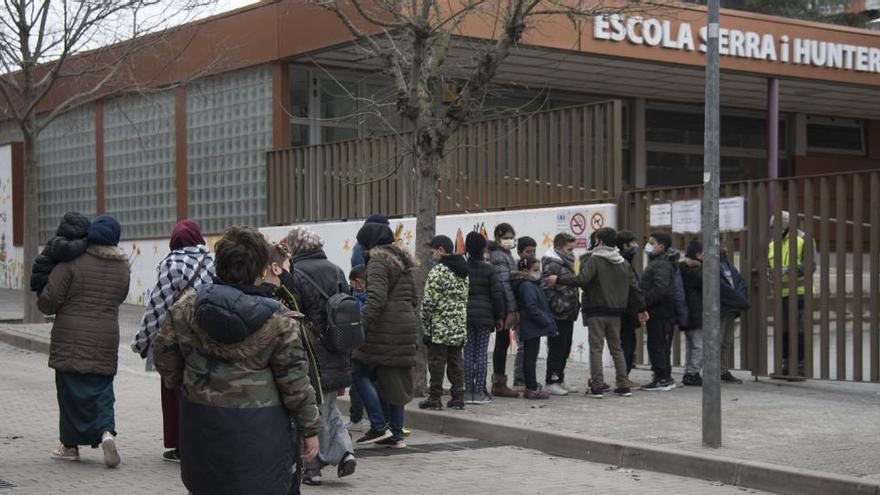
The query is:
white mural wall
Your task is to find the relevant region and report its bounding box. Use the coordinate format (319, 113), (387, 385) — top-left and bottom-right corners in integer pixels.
(0, 145), (23, 289)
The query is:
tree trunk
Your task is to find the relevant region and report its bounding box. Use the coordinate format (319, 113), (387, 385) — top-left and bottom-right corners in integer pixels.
(22, 123), (44, 323)
(410, 151), (441, 396)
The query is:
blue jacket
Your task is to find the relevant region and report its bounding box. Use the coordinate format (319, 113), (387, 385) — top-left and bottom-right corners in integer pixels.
(350, 242), (365, 269)
(511, 274), (558, 343)
(720, 257), (750, 315)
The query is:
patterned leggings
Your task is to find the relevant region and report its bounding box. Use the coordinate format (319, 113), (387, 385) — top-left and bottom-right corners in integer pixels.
(464, 324), (493, 395)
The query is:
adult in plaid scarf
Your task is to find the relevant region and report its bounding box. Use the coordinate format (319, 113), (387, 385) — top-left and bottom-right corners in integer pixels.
(131, 219), (215, 463)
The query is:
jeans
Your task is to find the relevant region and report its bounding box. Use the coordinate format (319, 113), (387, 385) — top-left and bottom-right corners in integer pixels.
(721, 313), (737, 374)
(427, 343), (464, 399)
(646, 317), (675, 381)
(620, 322), (638, 374)
(781, 296), (805, 366)
(463, 324), (492, 395)
(586, 316), (628, 388)
(493, 329), (513, 379)
(546, 320), (575, 384)
(514, 343), (525, 384)
(348, 386), (364, 423)
(684, 329), (704, 375)
(351, 364), (404, 438)
(522, 337), (541, 391)
(304, 391), (354, 470)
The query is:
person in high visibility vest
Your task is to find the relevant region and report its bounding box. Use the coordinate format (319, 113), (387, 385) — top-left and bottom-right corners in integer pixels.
(767, 211), (817, 380)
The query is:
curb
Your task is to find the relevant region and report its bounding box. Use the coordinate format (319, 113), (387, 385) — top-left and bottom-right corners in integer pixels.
(0, 325), (50, 354)
(2, 324), (876, 495)
(336, 398), (880, 495)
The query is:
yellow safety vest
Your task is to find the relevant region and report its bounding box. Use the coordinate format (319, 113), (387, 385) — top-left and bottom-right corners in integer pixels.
(767, 232), (810, 297)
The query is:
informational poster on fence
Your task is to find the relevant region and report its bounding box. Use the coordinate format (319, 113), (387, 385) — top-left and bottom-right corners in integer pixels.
(649, 203), (672, 227)
(669, 196), (746, 233)
(672, 199), (701, 233)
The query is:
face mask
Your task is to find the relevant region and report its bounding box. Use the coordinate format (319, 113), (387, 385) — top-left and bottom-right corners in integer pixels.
(644, 244), (655, 255)
(528, 271), (542, 281)
(500, 239), (516, 250)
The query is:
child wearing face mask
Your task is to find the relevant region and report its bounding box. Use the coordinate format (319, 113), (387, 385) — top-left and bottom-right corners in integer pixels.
(511, 256), (558, 400)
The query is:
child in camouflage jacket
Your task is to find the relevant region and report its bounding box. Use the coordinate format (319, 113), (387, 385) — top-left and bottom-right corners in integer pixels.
(419, 235), (469, 411)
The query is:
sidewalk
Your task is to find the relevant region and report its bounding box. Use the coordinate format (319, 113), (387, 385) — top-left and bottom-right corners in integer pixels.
(2, 288), (879, 494)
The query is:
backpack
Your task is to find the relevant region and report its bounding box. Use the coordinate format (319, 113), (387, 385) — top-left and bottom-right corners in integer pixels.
(294, 268), (365, 353)
(672, 266), (690, 330)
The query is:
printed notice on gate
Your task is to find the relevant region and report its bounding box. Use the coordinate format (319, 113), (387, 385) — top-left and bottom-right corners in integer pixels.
(649, 203), (672, 227)
(672, 200), (701, 233)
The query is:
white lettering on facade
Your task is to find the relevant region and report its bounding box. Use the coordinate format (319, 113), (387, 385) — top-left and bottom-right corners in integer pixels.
(592, 15), (879, 74)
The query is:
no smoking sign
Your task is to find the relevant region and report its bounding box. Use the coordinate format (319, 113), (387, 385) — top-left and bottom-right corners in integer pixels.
(569, 213), (586, 235)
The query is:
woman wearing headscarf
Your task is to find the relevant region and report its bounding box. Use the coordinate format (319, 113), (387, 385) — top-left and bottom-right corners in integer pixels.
(283, 226), (357, 485)
(131, 219), (216, 462)
(38, 215), (130, 467)
(350, 222), (419, 448)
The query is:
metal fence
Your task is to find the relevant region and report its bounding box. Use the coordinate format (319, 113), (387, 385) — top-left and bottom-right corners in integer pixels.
(619, 170), (880, 382)
(267, 100), (623, 225)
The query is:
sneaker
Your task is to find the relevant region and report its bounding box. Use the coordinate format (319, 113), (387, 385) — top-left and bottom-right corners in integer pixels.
(523, 388), (550, 400)
(642, 380), (674, 391)
(682, 373), (703, 386)
(401, 427), (412, 437)
(464, 393), (479, 405)
(101, 432), (120, 468)
(418, 397), (443, 410)
(491, 383), (520, 398)
(346, 420), (366, 432)
(544, 383), (569, 396)
(472, 392), (492, 404)
(337, 452), (356, 478)
(162, 448), (180, 463)
(720, 372), (743, 384)
(613, 387), (632, 397)
(625, 378), (641, 389)
(586, 386), (604, 399)
(302, 468), (322, 486)
(356, 429), (392, 445)
(446, 398), (465, 410)
(50, 445), (79, 461)
(376, 436), (407, 449)
(601, 383), (612, 393)
(561, 382), (579, 393)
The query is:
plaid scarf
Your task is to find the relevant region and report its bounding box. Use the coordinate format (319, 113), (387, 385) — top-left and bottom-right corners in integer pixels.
(131, 245), (215, 371)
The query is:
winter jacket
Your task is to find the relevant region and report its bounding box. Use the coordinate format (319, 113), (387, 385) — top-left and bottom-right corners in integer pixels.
(621, 260), (645, 329)
(351, 242), (365, 269)
(559, 246), (643, 319)
(422, 255), (469, 346)
(353, 244), (420, 368)
(640, 250), (678, 321)
(511, 273), (558, 343)
(488, 241), (518, 315)
(132, 245), (216, 371)
(289, 249), (352, 392)
(153, 283), (321, 495)
(670, 250), (690, 329)
(679, 256), (703, 330)
(30, 212), (91, 296)
(541, 249), (580, 321)
(466, 257), (505, 328)
(721, 257), (750, 316)
(37, 244), (130, 376)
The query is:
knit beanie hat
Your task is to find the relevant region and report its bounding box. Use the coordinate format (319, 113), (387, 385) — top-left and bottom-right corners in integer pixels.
(87, 215), (121, 246)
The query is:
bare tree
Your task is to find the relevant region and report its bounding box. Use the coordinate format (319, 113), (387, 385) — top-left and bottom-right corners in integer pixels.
(0, 0), (215, 322)
(313, 0), (650, 391)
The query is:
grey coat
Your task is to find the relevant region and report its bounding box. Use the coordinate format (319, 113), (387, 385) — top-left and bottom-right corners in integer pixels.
(488, 242), (518, 315)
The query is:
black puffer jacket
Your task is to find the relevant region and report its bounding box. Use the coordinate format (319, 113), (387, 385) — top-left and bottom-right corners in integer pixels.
(640, 251), (677, 321)
(679, 256), (703, 330)
(290, 249), (352, 392)
(466, 257), (505, 328)
(30, 212), (90, 296)
(488, 242), (518, 315)
(353, 244), (420, 368)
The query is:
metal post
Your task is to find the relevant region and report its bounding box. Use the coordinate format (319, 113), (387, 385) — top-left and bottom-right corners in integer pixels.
(767, 78), (779, 214)
(702, 0), (722, 449)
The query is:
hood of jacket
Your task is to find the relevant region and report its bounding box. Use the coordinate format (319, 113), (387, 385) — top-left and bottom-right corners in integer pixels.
(369, 244), (416, 273)
(680, 256), (701, 269)
(542, 247), (576, 268)
(56, 212), (90, 239)
(291, 248), (328, 265)
(439, 254), (468, 278)
(590, 245), (625, 265)
(193, 283), (283, 348)
(86, 244), (128, 262)
(510, 270), (535, 291)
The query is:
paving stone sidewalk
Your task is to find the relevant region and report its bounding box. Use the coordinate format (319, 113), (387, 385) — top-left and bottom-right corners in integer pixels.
(0, 343), (776, 495)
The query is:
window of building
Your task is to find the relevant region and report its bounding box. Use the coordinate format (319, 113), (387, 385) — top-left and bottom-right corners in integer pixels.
(645, 105), (787, 187)
(806, 116), (865, 155)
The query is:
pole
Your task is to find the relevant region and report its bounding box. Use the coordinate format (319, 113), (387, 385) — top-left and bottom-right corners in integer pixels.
(702, 0), (722, 449)
(767, 78), (779, 217)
